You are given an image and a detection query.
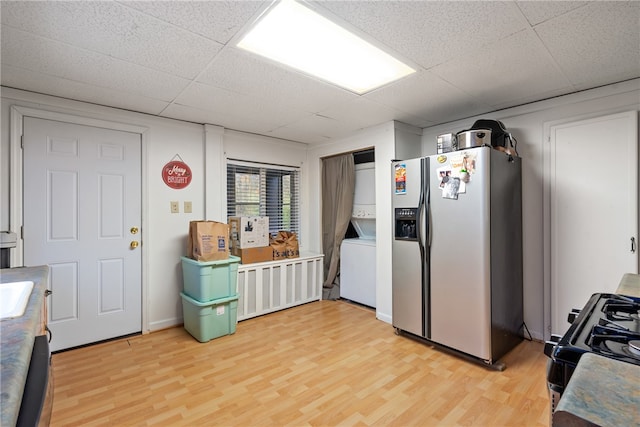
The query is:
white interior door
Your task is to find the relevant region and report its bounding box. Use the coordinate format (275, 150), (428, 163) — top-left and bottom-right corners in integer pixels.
(23, 117), (142, 351)
(549, 111), (638, 336)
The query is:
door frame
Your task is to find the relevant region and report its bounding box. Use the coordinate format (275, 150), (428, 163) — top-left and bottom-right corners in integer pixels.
(9, 105), (150, 333)
(542, 109), (639, 340)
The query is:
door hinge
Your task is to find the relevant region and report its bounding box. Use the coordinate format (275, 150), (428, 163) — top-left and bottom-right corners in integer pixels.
(20, 226), (23, 240)
(20, 135), (24, 149)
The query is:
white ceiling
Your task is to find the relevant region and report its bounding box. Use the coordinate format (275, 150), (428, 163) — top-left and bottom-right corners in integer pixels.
(1, 1), (639, 145)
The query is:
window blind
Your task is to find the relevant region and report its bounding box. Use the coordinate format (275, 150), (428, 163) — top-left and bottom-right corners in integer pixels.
(226, 160), (300, 239)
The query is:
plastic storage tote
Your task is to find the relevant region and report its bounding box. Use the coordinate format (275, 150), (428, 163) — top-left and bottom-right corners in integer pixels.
(180, 292), (238, 342)
(181, 255), (240, 301)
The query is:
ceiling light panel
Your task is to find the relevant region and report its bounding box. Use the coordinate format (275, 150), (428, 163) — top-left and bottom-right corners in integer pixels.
(237, 0), (415, 94)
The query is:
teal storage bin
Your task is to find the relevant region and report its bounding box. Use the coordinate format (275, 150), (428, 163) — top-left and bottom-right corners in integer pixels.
(180, 292), (238, 343)
(181, 255), (240, 301)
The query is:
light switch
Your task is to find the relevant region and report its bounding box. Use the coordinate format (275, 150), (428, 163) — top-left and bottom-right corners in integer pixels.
(170, 201), (179, 213)
(184, 201), (192, 214)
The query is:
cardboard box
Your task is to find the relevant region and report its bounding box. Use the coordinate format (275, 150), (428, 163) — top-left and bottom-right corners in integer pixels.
(229, 216), (269, 249)
(231, 246), (273, 264)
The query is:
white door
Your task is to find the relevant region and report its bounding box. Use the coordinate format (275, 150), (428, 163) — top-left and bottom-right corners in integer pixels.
(549, 111), (637, 336)
(23, 117), (142, 351)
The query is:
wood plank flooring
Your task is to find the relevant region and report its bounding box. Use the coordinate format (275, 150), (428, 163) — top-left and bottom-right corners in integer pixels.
(50, 300), (550, 426)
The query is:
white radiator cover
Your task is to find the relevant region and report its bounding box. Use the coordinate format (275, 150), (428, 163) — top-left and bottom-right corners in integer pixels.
(236, 252), (324, 321)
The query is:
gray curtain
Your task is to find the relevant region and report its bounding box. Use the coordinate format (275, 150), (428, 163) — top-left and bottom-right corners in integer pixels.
(322, 153), (355, 289)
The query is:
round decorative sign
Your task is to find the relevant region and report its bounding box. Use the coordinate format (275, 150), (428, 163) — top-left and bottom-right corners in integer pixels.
(162, 160), (192, 189)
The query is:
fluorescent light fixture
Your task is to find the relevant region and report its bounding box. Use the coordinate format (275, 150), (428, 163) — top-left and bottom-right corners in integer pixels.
(237, 0), (415, 94)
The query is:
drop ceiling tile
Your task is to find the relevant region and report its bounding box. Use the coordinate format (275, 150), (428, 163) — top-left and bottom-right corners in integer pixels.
(172, 82), (251, 115)
(197, 48), (358, 113)
(430, 29), (572, 108)
(279, 112), (363, 140)
(392, 112), (435, 130)
(1, 26), (191, 102)
(365, 71), (492, 124)
(266, 127), (331, 145)
(1, 64), (170, 115)
(534, 2), (640, 88)
(317, 97), (431, 131)
(161, 103), (288, 137)
(516, 1), (589, 25)
(315, 1), (530, 69)
(121, 1), (267, 44)
(1, 1), (222, 79)
(490, 87), (575, 111)
(159, 103), (221, 125)
(174, 82), (311, 130)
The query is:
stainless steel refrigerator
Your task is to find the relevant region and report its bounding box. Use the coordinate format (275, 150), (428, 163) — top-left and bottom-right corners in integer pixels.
(392, 146), (523, 365)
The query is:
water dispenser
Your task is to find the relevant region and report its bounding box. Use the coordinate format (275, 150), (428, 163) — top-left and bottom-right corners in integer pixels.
(394, 208), (417, 241)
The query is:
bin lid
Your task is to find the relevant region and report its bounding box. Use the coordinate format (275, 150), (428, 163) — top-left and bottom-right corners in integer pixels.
(0, 231), (17, 248)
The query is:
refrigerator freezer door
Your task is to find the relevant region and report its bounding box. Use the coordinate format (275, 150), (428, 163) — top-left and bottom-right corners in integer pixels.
(429, 147), (492, 360)
(392, 158), (428, 337)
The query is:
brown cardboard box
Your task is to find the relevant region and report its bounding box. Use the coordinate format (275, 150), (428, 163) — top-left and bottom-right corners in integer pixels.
(231, 246), (273, 264)
(229, 216), (270, 248)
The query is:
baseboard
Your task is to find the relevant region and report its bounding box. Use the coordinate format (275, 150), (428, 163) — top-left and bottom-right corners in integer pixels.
(376, 311), (392, 324)
(149, 318), (181, 332)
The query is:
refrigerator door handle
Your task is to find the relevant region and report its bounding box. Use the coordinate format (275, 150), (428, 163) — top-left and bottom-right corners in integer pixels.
(425, 167), (431, 252)
(417, 158), (427, 257)
(420, 157), (431, 338)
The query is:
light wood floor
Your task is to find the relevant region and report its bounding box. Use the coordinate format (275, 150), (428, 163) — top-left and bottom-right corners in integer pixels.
(50, 300), (550, 426)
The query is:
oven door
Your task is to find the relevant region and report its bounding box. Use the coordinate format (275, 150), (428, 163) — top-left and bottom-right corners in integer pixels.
(16, 335), (53, 426)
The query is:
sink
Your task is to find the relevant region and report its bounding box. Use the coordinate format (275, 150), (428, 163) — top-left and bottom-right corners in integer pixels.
(0, 281), (34, 320)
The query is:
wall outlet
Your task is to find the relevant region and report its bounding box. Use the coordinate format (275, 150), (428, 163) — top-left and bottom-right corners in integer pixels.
(184, 201), (192, 214)
(170, 201), (179, 213)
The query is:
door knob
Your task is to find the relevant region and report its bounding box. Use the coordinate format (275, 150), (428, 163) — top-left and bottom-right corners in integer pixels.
(130, 227), (139, 234)
(130, 241), (139, 249)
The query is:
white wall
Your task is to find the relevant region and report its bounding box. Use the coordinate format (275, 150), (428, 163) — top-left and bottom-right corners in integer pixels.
(420, 79), (640, 340)
(0, 87), (308, 332)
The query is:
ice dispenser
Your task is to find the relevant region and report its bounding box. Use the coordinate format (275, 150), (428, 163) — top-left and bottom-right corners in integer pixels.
(395, 208), (417, 241)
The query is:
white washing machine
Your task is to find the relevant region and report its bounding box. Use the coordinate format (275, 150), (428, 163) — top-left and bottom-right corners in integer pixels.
(340, 236), (376, 308)
(340, 162), (376, 308)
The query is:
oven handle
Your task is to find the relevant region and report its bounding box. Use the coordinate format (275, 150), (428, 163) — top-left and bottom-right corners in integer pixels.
(567, 308), (581, 324)
(543, 334), (562, 358)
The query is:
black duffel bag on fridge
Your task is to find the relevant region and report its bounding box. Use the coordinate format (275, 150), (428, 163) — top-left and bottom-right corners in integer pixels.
(470, 119), (518, 156)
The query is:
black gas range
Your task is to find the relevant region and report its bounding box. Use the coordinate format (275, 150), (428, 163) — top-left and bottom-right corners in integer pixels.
(544, 292), (640, 412)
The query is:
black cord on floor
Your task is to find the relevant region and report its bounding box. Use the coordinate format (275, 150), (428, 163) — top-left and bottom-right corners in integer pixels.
(521, 321), (533, 341)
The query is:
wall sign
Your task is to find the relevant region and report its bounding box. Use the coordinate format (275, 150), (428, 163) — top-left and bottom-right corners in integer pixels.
(162, 154), (192, 189)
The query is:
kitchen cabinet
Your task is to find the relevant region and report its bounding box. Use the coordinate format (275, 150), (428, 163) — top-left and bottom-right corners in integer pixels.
(0, 266), (51, 426)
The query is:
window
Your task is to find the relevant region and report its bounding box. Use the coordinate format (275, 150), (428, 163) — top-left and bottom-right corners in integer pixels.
(226, 160), (300, 239)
